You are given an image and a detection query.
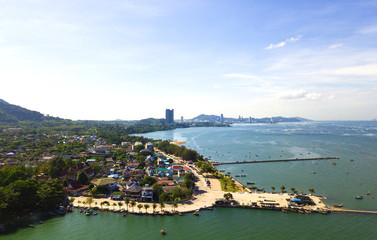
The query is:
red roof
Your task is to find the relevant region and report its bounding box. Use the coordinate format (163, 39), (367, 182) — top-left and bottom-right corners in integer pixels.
(173, 166), (183, 170)
(183, 167), (190, 171)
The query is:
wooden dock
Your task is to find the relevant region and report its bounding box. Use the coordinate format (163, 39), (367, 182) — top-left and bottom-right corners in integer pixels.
(211, 157), (339, 165)
(330, 208), (377, 215)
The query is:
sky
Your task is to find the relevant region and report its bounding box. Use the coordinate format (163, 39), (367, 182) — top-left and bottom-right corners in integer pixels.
(0, 0), (377, 121)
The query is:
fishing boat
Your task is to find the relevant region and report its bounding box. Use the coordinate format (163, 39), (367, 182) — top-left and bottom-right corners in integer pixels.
(355, 196), (363, 200)
(331, 162), (336, 165)
(366, 191), (370, 195)
(193, 210), (200, 216)
(241, 174), (246, 177)
(85, 209), (93, 216)
(246, 182), (255, 185)
(160, 229), (166, 235)
(333, 203), (343, 208)
(235, 175), (240, 177)
(312, 171), (316, 174)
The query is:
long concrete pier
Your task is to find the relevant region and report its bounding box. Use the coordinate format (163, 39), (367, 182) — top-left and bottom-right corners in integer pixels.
(330, 208), (377, 215)
(211, 157), (339, 165)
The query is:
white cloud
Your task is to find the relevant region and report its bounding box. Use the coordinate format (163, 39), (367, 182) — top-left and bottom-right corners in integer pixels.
(278, 89), (322, 101)
(265, 35), (301, 50)
(329, 43), (343, 49)
(223, 73), (260, 79)
(326, 64), (377, 76)
(358, 25), (377, 34)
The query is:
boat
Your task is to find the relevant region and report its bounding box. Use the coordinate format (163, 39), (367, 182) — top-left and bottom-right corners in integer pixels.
(220, 170), (225, 172)
(331, 162), (336, 165)
(235, 175), (240, 177)
(312, 171), (316, 174)
(160, 229), (166, 235)
(333, 203), (343, 208)
(246, 182), (255, 185)
(355, 196), (363, 199)
(345, 171), (349, 174)
(193, 210), (200, 216)
(241, 174), (246, 177)
(366, 191), (370, 195)
(85, 209), (93, 216)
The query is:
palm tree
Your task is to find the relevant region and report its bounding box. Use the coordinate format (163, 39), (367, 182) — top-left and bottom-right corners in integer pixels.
(144, 204), (150, 213)
(308, 188), (315, 195)
(152, 203), (157, 213)
(87, 197), (93, 208)
(112, 203), (117, 210)
(280, 185), (286, 193)
(173, 202), (178, 212)
(300, 189), (303, 194)
(271, 186), (275, 193)
(124, 197), (130, 212)
(160, 202), (165, 212)
(137, 204), (143, 213)
(100, 202), (104, 210)
(290, 187), (296, 194)
(118, 202), (123, 211)
(78, 200), (82, 207)
(130, 201), (136, 212)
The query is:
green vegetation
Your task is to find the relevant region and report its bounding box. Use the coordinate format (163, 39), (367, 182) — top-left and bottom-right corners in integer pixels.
(157, 140), (203, 162)
(0, 165), (66, 224)
(213, 172), (239, 192)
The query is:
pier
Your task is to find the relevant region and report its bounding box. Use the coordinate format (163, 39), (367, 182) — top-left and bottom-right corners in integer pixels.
(211, 157), (339, 165)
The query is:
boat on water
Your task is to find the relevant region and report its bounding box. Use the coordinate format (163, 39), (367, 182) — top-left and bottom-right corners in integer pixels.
(241, 174), (246, 177)
(333, 203), (343, 208)
(312, 171), (316, 174)
(85, 209), (94, 216)
(55, 206), (66, 215)
(193, 210), (200, 216)
(332, 162), (336, 165)
(235, 175), (240, 177)
(355, 196), (363, 200)
(366, 191), (370, 195)
(246, 182), (255, 185)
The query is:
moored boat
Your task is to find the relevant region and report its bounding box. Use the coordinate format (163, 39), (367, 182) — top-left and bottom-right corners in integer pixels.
(333, 203), (343, 208)
(246, 182), (255, 185)
(193, 210), (200, 216)
(355, 196), (363, 199)
(366, 191), (370, 195)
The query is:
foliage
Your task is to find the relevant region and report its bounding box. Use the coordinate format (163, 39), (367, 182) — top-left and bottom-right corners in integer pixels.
(141, 176), (157, 186)
(157, 140), (202, 162)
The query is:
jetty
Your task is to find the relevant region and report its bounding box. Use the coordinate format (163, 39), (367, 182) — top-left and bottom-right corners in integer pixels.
(329, 208), (377, 215)
(211, 157), (339, 166)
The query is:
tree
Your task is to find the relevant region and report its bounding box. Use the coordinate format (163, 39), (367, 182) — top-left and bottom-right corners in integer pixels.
(134, 145), (144, 153)
(308, 188), (315, 195)
(47, 157), (67, 178)
(160, 201), (165, 212)
(118, 202), (123, 210)
(141, 176), (157, 186)
(152, 203), (157, 213)
(280, 185), (286, 193)
(77, 171), (89, 185)
(224, 193), (233, 200)
(130, 201), (136, 212)
(271, 186), (275, 193)
(137, 204), (143, 213)
(87, 197), (93, 208)
(124, 197), (130, 211)
(152, 183), (163, 202)
(290, 187), (296, 194)
(172, 202), (178, 212)
(144, 204), (150, 213)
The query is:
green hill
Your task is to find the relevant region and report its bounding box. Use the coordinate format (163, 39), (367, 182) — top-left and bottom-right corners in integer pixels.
(0, 99), (56, 123)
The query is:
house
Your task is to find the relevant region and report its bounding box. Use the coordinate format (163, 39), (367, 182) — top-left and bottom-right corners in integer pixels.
(141, 185), (153, 202)
(145, 142), (154, 151)
(111, 191), (125, 200)
(84, 167), (95, 178)
(65, 180), (89, 197)
(124, 184), (143, 201)
(91, 178), (117, 191)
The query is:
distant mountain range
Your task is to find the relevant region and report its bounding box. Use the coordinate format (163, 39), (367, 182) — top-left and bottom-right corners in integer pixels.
(189, 114), (310, 123)
(0, 98), (310, 124)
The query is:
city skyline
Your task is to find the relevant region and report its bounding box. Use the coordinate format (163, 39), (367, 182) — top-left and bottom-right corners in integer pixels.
(1, 1), (377, 121)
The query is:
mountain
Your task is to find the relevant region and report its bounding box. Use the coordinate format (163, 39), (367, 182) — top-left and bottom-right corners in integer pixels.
(190, 114), (310, 123)
(0, 98), (58, 123)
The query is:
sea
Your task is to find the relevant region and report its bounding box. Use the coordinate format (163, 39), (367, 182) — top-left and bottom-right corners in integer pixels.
(2, 121), (377, 239)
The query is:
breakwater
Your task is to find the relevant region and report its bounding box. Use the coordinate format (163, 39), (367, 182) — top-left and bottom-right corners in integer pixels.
(211, 157), (339, 165)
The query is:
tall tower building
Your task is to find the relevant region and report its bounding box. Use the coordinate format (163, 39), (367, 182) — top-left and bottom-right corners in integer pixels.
(181, 116), (184, 124)
(220, 114), (224, 123)
(165, 109), (174, 124)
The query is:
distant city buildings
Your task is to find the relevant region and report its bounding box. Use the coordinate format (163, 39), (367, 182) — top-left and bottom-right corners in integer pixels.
(220, 114), (224, 123)
(181, 116), (184, 124)
(165, 109), (174, 124)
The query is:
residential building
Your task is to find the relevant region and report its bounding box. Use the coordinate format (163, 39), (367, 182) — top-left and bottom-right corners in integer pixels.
(165, 109), (174, 124)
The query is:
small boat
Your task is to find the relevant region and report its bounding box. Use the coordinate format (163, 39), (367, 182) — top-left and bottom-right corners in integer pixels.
(312, 171), (316, 174)
(235, 175), (240, 177)
(85, 209), (93, 216)
(178, 212), (183, 216)
(355, 196), (363, 200)
(366, 191), (370, 195)
(94, 212), (98, 215)
(241, 174), (246, 177)
(345, 171), (349, 174)
(28, 224), (35, 228)
(333, 203), (343, 208)
(331, 162), (336, 165)
(246, 182), (255, 185)
(193, 210), (200, 216)
(160, 229), (166, 235)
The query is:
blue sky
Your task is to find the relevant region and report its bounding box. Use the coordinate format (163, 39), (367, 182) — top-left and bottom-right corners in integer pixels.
(1, 0), (377, 120)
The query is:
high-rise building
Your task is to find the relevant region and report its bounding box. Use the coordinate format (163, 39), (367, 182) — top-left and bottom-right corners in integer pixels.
(165, 109), (174, 124)
(220, 114), (224, 123)
(181, 116), (184, 124)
